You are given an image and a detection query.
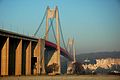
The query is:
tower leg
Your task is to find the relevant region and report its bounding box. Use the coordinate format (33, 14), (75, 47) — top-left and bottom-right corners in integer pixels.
(56, 6), (61, 74)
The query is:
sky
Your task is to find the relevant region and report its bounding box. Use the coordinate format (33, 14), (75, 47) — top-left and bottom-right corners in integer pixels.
(0, 0), (120, 54)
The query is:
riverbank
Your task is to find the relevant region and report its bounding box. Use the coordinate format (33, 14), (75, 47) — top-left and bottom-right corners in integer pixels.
(0, 75), (120, 80)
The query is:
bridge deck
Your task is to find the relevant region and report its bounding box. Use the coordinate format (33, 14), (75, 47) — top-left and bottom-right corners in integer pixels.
(0, 29), (73, 60)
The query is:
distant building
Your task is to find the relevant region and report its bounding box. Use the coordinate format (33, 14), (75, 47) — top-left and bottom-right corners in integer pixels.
(82, 58), (120, 74)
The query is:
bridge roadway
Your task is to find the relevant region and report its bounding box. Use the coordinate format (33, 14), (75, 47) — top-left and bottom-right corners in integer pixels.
(0, 29), (73, 76)
(0, 29), (73, 60)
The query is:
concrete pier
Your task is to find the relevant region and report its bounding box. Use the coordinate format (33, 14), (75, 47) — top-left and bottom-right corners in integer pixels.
(1, 37), (9, 76)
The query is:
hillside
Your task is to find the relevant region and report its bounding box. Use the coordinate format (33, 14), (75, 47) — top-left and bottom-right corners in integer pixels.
(76, 51), (120, 62)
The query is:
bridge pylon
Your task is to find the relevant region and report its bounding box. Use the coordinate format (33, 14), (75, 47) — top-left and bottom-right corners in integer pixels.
(45, 6), (61, 75)
(67, 38), (76, 63)
(67, 38), (77, 74)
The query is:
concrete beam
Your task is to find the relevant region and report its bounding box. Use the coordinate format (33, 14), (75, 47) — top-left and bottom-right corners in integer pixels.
(15, 39), (22, 75)
(1, 37), (9, 76)
(26, 41), (31, 75)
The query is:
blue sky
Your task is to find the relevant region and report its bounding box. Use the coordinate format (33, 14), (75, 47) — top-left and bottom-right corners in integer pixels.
(0, 0), (120, 53)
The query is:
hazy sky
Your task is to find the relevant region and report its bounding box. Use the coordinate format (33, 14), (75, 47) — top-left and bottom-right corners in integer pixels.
(0, 0), (120, 53)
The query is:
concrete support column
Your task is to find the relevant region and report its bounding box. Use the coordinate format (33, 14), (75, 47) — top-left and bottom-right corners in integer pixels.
(26, 41), (31, 75)
(33, 39), (40, 75)
(15, 39), (22, 75)
(1, 37), (9, 76)
(40, 39), (45, 74)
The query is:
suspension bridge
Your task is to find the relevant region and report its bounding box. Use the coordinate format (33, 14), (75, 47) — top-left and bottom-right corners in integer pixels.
(0, 6), (76, 76)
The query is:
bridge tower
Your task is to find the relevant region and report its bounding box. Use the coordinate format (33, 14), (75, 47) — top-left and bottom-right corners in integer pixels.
(67, 38), (76, 63)
(45, 6), (61, 74)
(67, 38), (76, 74)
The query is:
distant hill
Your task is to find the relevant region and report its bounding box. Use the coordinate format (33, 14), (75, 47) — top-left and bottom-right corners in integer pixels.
(76, 51), (120, 62)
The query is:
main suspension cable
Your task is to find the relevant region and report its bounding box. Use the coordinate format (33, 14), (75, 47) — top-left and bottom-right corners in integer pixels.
(43, 8), (56, 40)
(34, 8), (47, 36)
(43, 18), (55, 39)
(58, 11), (68, 51)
